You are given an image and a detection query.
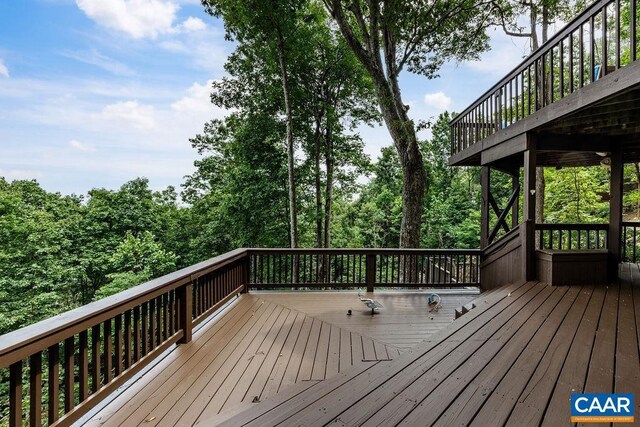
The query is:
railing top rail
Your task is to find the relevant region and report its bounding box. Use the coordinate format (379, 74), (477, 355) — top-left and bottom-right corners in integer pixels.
(450, 0), (610, 126)
(0, 248), (248, 359)
(247, 248), (481, 255)
(535, 223), (609, 230)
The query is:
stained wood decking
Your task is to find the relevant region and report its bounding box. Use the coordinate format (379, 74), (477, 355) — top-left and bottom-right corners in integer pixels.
(220, 268), (640, 427)
(82, 291), (473, 426)
(256, 291), (478, 350)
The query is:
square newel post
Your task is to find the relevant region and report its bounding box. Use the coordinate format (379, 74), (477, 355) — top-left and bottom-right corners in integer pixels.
(522, 137), (537, 281)
(608, 150), (623, 281)
(365, 253), (376, 293)
(177, 281), (193, 344)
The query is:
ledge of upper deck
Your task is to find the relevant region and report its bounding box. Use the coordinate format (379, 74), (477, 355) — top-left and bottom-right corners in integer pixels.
(449, 60), (640, 167)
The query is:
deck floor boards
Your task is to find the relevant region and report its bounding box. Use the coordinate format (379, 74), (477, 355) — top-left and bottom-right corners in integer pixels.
(85, 267), (640, 427)
(84, 291), (421, 426)
(220, 270), (640, 427)
(255, 291), (477, 349)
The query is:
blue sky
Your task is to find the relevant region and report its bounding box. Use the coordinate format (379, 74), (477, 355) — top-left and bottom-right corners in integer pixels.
(0, 0), (535, 195)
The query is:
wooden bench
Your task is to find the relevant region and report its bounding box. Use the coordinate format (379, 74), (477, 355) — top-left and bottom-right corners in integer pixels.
(535, 249), (608, 286)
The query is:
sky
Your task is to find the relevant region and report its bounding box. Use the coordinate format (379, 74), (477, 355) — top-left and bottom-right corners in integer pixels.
(0, 0), (535, 196)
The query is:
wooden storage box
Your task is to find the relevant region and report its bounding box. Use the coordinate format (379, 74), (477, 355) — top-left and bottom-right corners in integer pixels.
(536, 249), (608, 286)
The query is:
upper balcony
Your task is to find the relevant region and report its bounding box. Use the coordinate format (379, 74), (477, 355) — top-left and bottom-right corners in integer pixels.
(449, 0), (640, 167)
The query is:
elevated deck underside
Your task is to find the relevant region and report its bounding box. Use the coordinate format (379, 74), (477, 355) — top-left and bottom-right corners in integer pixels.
(451, 61), (640, 167)
(221, 265), (640, 427)
(82, 291), (475, 426)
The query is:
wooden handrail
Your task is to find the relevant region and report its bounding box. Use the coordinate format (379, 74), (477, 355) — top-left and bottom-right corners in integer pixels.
(247, 248), (480, 255)
(535, 223), (608, 230)
(0, 248), (248, 364)
(449, 0), (638, 156)
(0, 248), (249, 427)
(0, 246), (481, 426)
(248, 248), (481, 289)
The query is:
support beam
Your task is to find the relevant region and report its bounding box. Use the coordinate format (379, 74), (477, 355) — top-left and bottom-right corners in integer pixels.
(522, 136), (537, 281)
(480, 167), (490, 249)
(511, 172), (520, 227)
(608, 150), (623, 280)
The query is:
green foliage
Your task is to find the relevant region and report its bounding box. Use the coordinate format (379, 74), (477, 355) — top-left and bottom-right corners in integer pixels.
(95, 231), (177, 299)
(544, 166), (609, 223)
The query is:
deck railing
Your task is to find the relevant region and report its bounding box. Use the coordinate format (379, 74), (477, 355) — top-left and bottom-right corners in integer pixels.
(536, 223), (609, 250)
(248, 248), (480, 290)
(0, 248), (248, 427)
(0, 247), (478, 426)
(450, 0), (639, 156)
(621, 221), (640, 262)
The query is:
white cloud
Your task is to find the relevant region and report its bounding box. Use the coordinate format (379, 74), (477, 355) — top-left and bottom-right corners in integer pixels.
(465, 30), (528, 76)
(0, 59), (9, 78)
(180, 17), (206, 32)
(68, 139), (95, 152)
(98, 101), (156, 130)
(59, 49), (134, 76)
(171, 80), (213, 113)
(424, 91), (452, 111)
(76, 0), (179, 39)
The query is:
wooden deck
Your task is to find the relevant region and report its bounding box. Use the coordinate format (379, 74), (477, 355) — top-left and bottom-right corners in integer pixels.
(256, 291), (478, 350)
(219, 266), (640, 426)
(82, 291), (474, 426)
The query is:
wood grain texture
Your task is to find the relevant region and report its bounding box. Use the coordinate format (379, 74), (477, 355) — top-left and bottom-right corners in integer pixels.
(220, 274), (640, 427)
(84, 293), (402, 426)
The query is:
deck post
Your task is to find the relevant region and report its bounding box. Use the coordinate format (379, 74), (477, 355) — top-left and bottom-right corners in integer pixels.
(511, 171), (520, 228)
(522, 136), (537, 280)
(608, 150), (623, 280)
(365, 254), (376, 293)
(177, 282), (193, 344)
(480, 167), (490, 249)
(241, 253), (249, 293)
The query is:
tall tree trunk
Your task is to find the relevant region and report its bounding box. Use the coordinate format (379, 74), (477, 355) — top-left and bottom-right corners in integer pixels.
(373, 74), (426, 248)
(276, 31), (298, 248)
(323, 123), (333, 249)
(313, 117), (323, 247)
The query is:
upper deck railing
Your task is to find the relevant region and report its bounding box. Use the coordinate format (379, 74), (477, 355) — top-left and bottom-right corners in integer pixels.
(450, 0), (639, 158)
(0, 247), (479, 427)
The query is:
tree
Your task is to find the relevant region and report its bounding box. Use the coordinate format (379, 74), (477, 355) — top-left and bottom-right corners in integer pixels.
(322, 0), (497, 247)
(94, 231), (177, 299)
(183, 112), (291, 255)
(203, 0), (306, 248)
(299, 8), (378, 247)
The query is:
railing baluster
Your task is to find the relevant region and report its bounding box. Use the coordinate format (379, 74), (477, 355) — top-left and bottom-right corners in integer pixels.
(48, 344), (59, 424)
(141, 302), (148, 356)
(79, 330), (88, 401)
(115, 313), (123, 376)
(103, 319), (112, 384)
(632, 0), (637, 62)
(590, 15), (596, 82)
(63, 336), (74, 413)
(9, 361), (22, 427)
(155, 296), (162, 347)
(91, 325), (101, 393)
(30, 352), (42, 426)
(124, 310), (132, 369)
(602, 6), (608, 77)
